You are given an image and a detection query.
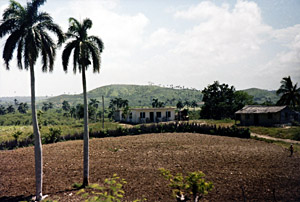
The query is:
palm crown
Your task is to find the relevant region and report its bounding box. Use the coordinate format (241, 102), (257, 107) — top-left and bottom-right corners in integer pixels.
(62, 17), (104, 73)
(276, 76), (300, 108)
(0, 0), (64, 70)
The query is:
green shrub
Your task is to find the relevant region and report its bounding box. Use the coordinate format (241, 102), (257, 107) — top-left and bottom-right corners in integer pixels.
(159, 168), (213, 202)
(42, 128), (62, 144)
(77, 174), (143, 202)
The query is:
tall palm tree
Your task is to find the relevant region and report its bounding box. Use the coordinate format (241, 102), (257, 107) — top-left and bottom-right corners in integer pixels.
(62, 17), (104, 187)
(276, 76), (300, 108)
(0, 0), (64, 200)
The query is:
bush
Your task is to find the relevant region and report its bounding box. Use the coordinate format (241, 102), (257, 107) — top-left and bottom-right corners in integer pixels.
(1, 122), (250, 150)
(42, 128), (62, 144)
(159, 168), (213, 202)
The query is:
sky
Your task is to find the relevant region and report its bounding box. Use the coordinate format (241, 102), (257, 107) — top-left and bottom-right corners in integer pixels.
(0, 0), (299, 97)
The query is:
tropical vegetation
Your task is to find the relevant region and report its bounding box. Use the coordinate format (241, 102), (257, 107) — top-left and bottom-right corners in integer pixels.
(276, 76), (300, 109)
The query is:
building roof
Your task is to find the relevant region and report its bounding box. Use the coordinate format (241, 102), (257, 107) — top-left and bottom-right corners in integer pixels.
(118, 107), (176, 112)
(235, 105), (288, 114)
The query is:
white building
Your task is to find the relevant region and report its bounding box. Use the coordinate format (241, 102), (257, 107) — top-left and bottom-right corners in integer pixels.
(115, 107), (176, 123)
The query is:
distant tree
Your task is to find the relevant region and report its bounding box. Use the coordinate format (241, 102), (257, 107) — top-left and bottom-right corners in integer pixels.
(276, 76), (300, 109)
(109, 97), (129, 119)
(176, 100), (184, 121)
(0, 105), (6, 115)
(152, 98), (165, 108)
(62, 100), (71, 111)
(6, 105), (15, 113)
(70, 106), (76, 118)
(42, 102), (50, 111)
(200, 81), (252, 119)
(48, 102), (54, 109)
(176, 100), (184, 110)
(89, 98), (100, 122)
(14, 99), (19, 106)
(233, 91), (254, 111)
(89, 98), (100, 109)
(76, 104), (84, 119)
(184, 100), (191, 110)
(109, 98), (128, 111)
(18, 102), (29, 114)
(191, 100), (198, 111)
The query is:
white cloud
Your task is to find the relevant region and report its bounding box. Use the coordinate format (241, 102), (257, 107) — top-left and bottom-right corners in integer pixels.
(0, 0), (299, 96)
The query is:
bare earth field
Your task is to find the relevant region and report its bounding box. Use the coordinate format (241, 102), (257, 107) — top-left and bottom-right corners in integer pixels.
(0, 133), (299, 202)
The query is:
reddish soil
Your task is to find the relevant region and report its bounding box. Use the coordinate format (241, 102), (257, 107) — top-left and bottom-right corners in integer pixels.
(0, 133), (299, 202)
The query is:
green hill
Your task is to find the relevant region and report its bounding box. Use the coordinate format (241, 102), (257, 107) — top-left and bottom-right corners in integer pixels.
(45, 84), (203, 108)
(241, 88), (279, 104)
(1, 85), (280, 108)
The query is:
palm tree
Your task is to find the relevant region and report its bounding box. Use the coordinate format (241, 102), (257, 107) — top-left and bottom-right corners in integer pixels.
(191, 100), (198, 111)
(276, 76), (300, 108)
(0, 1), (64, 200)
(62, 17), (104, 187)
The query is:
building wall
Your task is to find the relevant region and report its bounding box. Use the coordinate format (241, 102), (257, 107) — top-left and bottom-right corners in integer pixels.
(239, 108), (295, 126)
(119, 108), (176, 123)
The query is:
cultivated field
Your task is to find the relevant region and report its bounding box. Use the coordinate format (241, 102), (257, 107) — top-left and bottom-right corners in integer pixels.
(0, 133), (299, 201)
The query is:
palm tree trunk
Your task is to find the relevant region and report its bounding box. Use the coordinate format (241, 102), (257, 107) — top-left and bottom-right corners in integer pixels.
(30, 64), (43, 200)
(82, 67), (89, 187)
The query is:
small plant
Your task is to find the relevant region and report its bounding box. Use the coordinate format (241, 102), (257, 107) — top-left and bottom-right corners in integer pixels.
(42, 127), (62, 144)
(77, 174), (127, 202)
(159, 168), (213, 202)
(77, 174), (146, 202)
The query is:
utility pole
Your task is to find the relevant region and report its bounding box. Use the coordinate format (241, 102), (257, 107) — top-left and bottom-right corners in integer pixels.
(102, 96), (105, 129)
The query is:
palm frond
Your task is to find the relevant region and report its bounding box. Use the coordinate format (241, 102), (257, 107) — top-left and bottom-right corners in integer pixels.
(86, 41), (100, 73)
(2, 30), (22, 69)
(82, 18), (92, 30)
(39, 30), (56, 72)
(36, 12), (53, 22)
(68, 17), (81, 34)
(30, 0), (46, 14)
(73, 46), (80, 74)
(88, 36), (104, 52)
(24, 29), (39, 68)
(0, 19), (17, 38)
(62, 39), (78, 72)
(2, 0), (24, 20)
(17, 37), (24, 69)
(38, 20), (65, 45)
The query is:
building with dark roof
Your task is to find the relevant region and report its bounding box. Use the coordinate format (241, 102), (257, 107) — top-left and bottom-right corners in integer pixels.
(235, 105), (299, 126)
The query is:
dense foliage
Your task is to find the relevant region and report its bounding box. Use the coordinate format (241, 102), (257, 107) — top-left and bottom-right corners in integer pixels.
(200, 81), (253, 119)
(0, 122), (250, 150)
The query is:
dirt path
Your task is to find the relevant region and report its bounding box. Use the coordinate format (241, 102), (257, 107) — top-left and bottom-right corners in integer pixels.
(251, 133), (300, 144)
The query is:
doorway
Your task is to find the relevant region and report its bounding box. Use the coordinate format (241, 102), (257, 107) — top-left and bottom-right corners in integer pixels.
(150, 112), (154, 122)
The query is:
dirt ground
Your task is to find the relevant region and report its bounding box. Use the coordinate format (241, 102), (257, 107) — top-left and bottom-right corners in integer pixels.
(0, 133), (299, 202)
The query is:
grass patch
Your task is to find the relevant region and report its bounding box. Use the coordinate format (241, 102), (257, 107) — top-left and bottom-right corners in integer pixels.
(251, 136), (300, 153)
(249, 126), (300, 141)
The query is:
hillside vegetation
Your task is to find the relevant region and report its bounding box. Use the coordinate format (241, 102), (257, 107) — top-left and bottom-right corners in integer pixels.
(45, 84), (203, 107)
(1, 85), (280, 108)
(243, 88), (279, 104)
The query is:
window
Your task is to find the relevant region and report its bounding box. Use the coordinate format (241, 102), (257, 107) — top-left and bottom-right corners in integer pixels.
(246, 114), (250, 119)
(166, 111), (171, 118)
(268, 113), (272, 119)
(129, 112), (132, 119)
(140, 112), (145, 118)
(156, 112), (161, 118)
